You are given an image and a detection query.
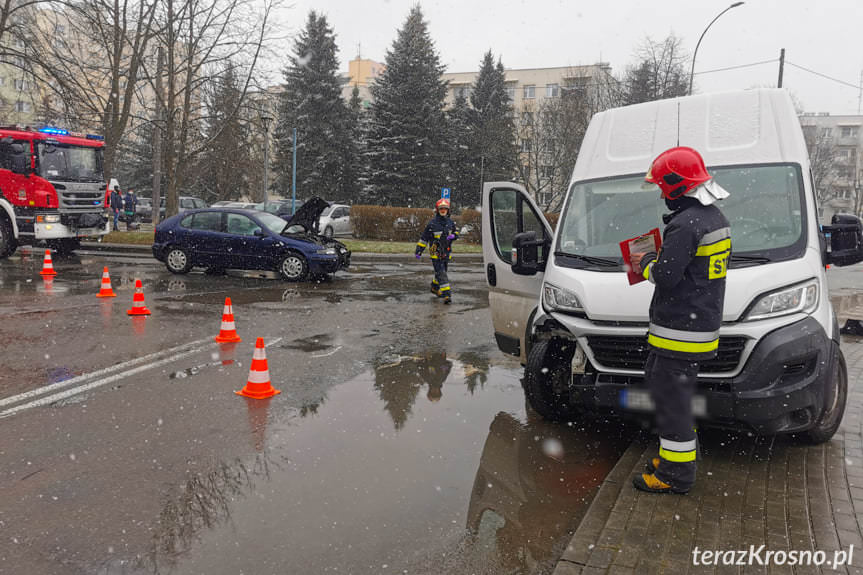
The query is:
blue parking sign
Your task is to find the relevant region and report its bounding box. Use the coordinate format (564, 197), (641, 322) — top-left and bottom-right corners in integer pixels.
(441, 187), (450, 199)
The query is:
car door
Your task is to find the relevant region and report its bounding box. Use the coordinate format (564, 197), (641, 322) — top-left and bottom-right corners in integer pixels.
(482, 182), (554, 363)
(224, 212), (269, 270)
(185, 211), (225, 266)
(330, 207), (346, 235)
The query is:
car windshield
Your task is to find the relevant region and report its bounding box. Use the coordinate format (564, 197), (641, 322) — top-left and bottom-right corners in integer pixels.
(320, 206), (333, 217)
(557, 164), (805, 268)
(257, 211), (291, 235)
(37, 142), (103, 182)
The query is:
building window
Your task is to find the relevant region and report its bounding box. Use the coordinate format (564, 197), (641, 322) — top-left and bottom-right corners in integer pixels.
(454, 86), (469, 100)
(523, 85), (535, 99)
(521, 111), (533, 125)
(546, 83), (559, 98)
(840, 126), (860, 138)
(541, 165), (555, 179)
(0, 77), (4, 86)
(820, 127), (832, 138)
(520, 139), (532, 153)
(15, 101), (32, 113)
(14, 78), (30, 91)
(838, 148), (855, 161)
(505, 85), (515, 101)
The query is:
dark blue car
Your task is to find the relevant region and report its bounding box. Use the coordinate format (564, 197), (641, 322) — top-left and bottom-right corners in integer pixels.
(152, 201), (350, 281)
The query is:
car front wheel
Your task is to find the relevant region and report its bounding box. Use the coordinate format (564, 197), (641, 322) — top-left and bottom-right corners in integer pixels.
(278, 252), (309, 282)
(165, 246), (192, 274)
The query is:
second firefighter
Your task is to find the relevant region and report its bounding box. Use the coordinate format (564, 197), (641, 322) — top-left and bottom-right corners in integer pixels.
(415, 198), (459, 304)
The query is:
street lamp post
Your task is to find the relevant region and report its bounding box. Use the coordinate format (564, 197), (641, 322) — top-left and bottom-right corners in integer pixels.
(260, 112), (273, 203)
(689, 2), (745, 96)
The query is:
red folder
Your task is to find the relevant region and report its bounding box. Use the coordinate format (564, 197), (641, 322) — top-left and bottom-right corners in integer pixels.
(619, 228), (662, 285)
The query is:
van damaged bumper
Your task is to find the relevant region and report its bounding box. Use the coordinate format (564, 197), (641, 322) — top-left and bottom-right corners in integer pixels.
(572, 317), (833, 435)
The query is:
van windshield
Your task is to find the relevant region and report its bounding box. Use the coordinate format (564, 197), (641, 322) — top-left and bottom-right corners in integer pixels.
(557, 164), (805, 268)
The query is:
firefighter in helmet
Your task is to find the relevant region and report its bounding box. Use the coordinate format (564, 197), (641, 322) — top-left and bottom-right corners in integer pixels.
(632, 146), (731, 494)
(415, 198), (459, 304)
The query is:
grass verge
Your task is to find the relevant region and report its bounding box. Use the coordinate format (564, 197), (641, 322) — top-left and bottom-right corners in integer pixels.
(97, 232), (482, 254)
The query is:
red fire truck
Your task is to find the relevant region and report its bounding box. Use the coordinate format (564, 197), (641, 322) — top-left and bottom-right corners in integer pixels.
(0, 125), (110, 258)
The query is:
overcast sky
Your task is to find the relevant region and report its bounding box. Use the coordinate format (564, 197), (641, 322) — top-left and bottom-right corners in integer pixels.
(265, 0), (863, 115)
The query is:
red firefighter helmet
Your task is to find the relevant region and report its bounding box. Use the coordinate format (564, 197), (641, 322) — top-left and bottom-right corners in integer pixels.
(435, 198), (450, 212)
(644, 146), (712, 200)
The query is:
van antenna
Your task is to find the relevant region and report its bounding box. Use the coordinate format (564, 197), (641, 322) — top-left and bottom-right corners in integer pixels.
(676, 101), (681, 146)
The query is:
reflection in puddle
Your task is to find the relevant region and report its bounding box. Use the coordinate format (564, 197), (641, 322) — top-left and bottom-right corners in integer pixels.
(280, 333), (334, 353)
(116, 354), (632, 575)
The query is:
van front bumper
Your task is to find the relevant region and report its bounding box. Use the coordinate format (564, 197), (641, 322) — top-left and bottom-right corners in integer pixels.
(573, 317), (833, 434)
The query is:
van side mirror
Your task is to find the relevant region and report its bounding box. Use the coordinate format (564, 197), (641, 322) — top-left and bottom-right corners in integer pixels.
(824, 214), (863, 267)
(511, 230), (547, 276)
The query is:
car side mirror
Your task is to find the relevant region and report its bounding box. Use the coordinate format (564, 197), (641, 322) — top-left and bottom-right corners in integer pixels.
(511, 231), (547, 276)
(253, 228), (264, 237)
(824, 213), (863, 267)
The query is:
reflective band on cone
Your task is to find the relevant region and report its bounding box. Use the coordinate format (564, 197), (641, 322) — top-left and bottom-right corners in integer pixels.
(127, 279), (151, 316)
(235, 337), (280, 399)
(96, 267), (116, 297)
(214, 297), (242, 343)
(40, 250), (57, 276)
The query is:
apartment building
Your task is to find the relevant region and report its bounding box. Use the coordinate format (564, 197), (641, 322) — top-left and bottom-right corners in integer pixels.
(799, 113), (863, 222)
(340, 57), (385, 108)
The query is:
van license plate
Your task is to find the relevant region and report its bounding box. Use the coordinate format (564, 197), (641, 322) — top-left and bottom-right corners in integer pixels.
(620, 389), (707, 417)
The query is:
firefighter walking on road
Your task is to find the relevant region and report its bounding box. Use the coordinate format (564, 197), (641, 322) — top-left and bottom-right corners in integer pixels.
(632, 146), (732, 494)
(415, 198), (459, 305)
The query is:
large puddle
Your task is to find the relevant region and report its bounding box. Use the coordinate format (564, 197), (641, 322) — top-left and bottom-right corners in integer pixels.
(107, 353), (632, 575)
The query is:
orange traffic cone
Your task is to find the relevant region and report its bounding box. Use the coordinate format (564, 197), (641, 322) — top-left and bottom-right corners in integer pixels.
(235, 338), (281, 399)
(214, 297), (242, 343)
(40, 249), (57, 276)
(127, 279), (151, 316)
(96, 267), (116, 297)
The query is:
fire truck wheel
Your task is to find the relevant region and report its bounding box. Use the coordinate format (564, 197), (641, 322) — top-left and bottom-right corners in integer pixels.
(0, 216), (17, 258)
(47, 238), (80, 255)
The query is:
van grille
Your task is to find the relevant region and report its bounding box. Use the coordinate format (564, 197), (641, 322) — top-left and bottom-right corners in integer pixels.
(585, 335), (747, 373)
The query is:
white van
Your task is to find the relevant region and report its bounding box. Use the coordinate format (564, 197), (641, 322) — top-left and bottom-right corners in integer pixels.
(482, 89), (863, 443)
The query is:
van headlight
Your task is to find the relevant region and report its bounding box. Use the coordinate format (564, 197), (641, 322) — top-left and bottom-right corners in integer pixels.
(543, 282), (583, 314)
(744, 279), (818, 321)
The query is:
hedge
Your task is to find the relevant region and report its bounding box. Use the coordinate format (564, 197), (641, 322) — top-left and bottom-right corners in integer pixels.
(349, 205), (558, 243)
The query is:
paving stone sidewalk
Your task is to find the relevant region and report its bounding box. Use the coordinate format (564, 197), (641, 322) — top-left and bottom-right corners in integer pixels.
(553, 336), (863, 575)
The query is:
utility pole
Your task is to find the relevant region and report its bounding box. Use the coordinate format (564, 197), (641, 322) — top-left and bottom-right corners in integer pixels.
(292, 127), (297, 214)
(151, 46), (163, 225)
(857, 69), (862, 114)
(777, 48), (785, 88)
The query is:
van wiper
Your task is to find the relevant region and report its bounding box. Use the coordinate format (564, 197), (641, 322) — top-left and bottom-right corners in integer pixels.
(554, 251), (619, 267)
(730, 254), (771, 266)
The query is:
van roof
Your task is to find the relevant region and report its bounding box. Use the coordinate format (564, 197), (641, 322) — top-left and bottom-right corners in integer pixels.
(572, 88), (809, 183)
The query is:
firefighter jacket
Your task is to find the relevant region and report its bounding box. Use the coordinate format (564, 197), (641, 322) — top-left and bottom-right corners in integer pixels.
(641, 198), (731, 361)
(415, 213), (459, 260)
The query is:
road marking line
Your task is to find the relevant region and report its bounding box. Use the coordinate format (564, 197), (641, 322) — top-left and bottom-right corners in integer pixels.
(0, 337), (284, 419)
(311, 345), (343, 358)
(0, 337), (212, 409)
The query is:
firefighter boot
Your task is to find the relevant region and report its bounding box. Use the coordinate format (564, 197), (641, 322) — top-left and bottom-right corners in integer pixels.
(430, 281), (442, 297)
(645, 457), (661, 473)
(443, 294), (451, 305)
(632, 473), (690, 494)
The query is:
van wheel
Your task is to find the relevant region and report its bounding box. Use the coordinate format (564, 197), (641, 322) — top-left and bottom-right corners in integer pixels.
(524, 338), (578, 422)
(803, 345), (847, 444)
(0, 216), (17, 258)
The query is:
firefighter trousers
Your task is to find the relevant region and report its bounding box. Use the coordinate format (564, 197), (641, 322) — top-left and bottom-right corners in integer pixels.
(645, 351), (698, 489)
(431, 258), (451, 295)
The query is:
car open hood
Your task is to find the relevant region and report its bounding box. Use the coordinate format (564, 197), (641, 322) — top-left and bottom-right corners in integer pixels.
(283, 196), (329, 234)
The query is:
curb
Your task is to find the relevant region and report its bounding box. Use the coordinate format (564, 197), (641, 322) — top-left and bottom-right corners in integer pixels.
(78, 242), (484, 262)
(552, 439), (648, 575)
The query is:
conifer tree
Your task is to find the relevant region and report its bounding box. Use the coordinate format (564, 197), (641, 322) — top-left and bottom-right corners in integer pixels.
(445, 94), (478, 207)
(366, 6), (448, 207)
(275, 11), (355, 200)
(470, 52), (518, 189)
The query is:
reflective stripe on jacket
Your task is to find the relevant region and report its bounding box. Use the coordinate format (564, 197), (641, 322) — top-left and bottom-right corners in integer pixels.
(643, 200), (730, 360)
(415, 214), (458, 260)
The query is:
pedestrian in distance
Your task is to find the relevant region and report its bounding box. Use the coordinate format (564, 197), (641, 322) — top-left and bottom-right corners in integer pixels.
(414, 198), (459, 304)
(124, 188), (137, 231)
(631, 146), (732, 495)
(109, 185), (123, 232)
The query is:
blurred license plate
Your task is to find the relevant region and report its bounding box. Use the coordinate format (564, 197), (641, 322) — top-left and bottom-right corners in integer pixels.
(620, 389), (706, 417)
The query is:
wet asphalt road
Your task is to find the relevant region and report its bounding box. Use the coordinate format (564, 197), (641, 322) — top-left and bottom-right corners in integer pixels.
(0, 247), (632, 575)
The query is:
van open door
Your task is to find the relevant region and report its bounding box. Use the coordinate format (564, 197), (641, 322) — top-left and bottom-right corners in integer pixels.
(481, 182), (554, 363)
